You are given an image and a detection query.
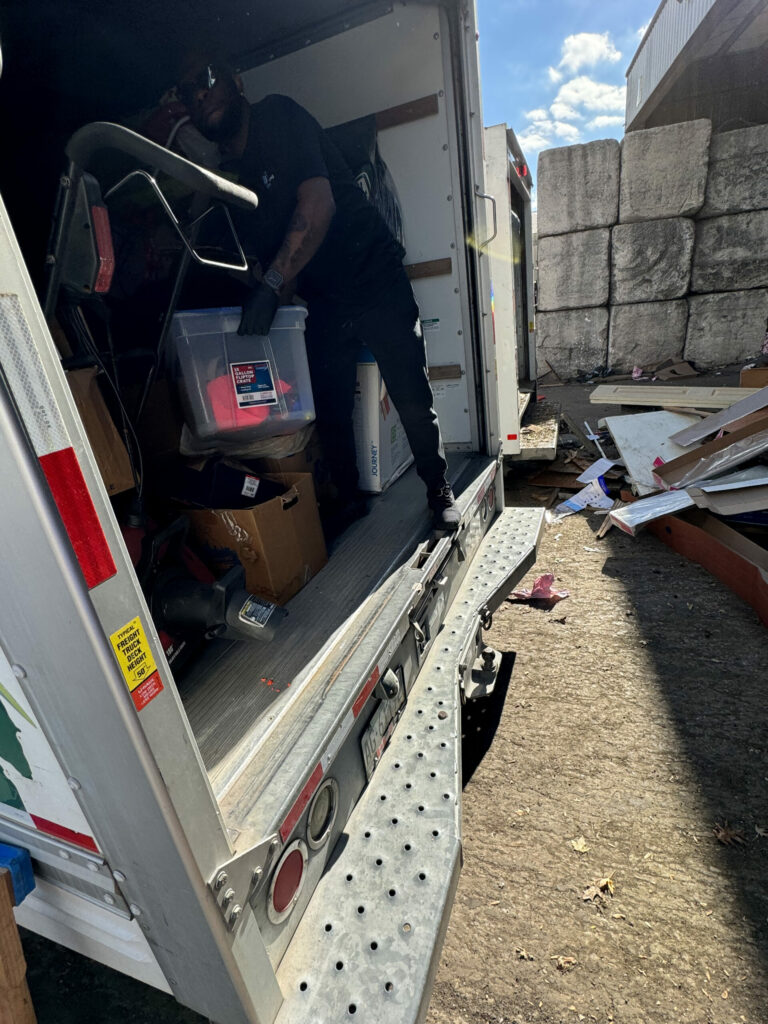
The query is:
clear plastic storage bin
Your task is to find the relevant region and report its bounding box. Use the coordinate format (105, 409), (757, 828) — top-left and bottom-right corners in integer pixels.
(170, 306), (314, 445)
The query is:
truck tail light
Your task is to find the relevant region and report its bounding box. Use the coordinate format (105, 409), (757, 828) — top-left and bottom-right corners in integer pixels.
(268, 840), (308, 924)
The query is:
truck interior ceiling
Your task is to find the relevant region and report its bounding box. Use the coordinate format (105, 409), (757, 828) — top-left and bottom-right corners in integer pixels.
(0, 0), (489, 789)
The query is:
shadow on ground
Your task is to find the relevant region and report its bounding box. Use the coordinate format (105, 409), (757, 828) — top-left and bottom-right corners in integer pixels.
(460, 651), (516, 787)
(601, 531), (768, 976)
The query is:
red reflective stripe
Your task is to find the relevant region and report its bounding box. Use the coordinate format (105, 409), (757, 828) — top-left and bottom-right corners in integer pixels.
(507, 433), (518, 440)
(39, 448), (116, 589)
(30, 814), (99, 853)
(280, 763), (323, 843)
(90, 205), (115, 294)
(352, 666), (380, 719)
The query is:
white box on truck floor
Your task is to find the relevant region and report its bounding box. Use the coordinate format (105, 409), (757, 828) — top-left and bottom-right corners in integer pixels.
(353, 349), (413, 493)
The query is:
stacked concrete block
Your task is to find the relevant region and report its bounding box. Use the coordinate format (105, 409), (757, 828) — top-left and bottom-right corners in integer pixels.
(699, 125), (768, 219)
(534, 116), (768, 376)
(685, 291), (768, 368)
(537, 229), (610, 311)
(619, 119), (711, 222)
(608, 300), (688, 372)
(691, 210), (768, 293)
(611, 219), (695, 303)
(537, 140), (620, 235)
(537, 308), (609, 379)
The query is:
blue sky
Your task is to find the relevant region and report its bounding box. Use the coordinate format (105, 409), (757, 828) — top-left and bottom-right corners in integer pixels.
(477, 0), (660, 189)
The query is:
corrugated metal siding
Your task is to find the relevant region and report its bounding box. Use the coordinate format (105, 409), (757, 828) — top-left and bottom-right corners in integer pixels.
(626, 0), (717, 126)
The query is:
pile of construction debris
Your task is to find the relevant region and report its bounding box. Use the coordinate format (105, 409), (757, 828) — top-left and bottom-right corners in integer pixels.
(528, 381), (768, 626)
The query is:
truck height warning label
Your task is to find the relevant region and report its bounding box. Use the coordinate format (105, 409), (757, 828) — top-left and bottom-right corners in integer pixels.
(109, 617), (164, 712)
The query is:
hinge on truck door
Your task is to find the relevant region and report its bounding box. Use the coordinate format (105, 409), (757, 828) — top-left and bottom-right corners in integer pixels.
(208, 832), (281, 933)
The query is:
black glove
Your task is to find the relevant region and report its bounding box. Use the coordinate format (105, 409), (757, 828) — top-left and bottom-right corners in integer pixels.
(238, 282), (280, 337)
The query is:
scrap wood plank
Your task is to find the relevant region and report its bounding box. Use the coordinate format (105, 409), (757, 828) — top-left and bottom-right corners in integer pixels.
(590, 384), (757, 410)
(654, 412), (768, 490)
(602, 410), (700, 495)
(647, 511), (768, 627)
(669, 385), (768, 446)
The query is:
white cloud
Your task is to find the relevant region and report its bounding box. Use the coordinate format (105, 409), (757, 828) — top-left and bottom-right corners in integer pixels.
(554, 76), (626, 113)
(550, 100), (582, 121)
(517, 115), (582, 154)
(637, 21), (650, 40)
(587, 114), (625, 130)
(525, 108), (549, 121)
(552, 121), (582, 142)
(547, 66), (563, 84)
(558, 32), (621, 73)
(517, 129), (553, 153)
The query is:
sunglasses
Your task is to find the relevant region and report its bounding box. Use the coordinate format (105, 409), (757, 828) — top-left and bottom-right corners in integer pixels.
(179, 64), (225, 106)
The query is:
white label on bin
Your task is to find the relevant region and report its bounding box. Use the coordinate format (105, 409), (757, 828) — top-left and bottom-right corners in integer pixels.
(242, 475), (260, 498)
(230, 360), (278, 408)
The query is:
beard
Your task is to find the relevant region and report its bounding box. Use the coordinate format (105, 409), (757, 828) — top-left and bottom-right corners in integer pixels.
(196, 82), (243, 143)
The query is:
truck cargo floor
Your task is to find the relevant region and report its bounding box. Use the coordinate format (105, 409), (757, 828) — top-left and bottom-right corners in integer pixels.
(179, 454), (473, 794)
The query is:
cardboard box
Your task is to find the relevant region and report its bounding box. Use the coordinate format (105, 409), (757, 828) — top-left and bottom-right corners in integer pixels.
(250, 427), (334, 504)
(66, 368), (135, 496)
(186, 473), (327, 605)
(353, 350), (413, 493)
(740, 367), (768, 388)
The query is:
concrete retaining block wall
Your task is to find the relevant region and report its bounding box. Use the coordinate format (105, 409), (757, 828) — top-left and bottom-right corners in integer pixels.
(537, 140), (620, 236)
(536, 307), (609, 379)
(608, 300), (688, 372)
(691, 210), (768, 293)
(619, 119), (711, 223)
(535, 118), (768, 378)
(611, 218), (695, 304)
(699, 125), (768, 219)
(537, 229), (610, 312)
(685, 291), (768, 368)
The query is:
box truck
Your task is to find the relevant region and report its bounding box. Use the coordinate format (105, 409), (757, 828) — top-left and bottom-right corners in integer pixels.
(0, 3), (544, 1020)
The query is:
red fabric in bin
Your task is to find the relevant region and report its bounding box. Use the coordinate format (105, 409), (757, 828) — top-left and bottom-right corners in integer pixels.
(206, 374), (292, 431)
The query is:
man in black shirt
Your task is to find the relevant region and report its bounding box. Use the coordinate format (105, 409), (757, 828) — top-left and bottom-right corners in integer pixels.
(179, 62), (459, 533)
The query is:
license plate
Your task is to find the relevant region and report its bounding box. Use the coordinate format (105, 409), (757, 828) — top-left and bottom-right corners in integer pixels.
(361, 692), (403, 779)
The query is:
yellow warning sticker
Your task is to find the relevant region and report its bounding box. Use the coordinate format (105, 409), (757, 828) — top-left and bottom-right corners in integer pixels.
(110, 617), (157, 692)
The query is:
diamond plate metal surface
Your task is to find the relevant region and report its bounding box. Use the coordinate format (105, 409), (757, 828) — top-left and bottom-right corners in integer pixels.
(274, 506), (543, 1024)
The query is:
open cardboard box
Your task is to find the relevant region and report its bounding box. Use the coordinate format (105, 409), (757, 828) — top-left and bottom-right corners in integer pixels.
(186, 472), (327, 606)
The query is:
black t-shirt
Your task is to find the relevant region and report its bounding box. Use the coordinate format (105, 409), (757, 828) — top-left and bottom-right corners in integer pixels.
(226, 95), (405, 315)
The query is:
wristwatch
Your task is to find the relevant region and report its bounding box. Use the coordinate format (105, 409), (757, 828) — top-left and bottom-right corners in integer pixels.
(264, 268), (284, 294)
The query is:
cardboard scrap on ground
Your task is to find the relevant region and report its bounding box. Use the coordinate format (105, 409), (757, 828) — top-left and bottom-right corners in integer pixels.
(553, 478), (613, 518)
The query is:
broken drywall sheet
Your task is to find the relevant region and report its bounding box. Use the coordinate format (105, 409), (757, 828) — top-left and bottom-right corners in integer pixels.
(602, 410), (701, 495)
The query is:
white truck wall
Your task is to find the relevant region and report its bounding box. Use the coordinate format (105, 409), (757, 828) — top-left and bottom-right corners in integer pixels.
(483, 123), (522, 456)
(241, 5), (478, 449)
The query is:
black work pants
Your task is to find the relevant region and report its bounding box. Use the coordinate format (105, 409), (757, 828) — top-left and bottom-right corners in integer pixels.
(304, 269), (447, 499)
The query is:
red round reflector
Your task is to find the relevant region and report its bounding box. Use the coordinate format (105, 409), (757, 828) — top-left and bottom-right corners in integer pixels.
(272, 849), (305, 914)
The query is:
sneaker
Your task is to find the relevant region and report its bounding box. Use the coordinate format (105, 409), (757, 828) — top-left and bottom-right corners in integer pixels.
(427, 481), (460, 531)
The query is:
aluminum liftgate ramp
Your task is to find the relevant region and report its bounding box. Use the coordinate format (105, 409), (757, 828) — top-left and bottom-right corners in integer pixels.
(274, 506), (544, 1024)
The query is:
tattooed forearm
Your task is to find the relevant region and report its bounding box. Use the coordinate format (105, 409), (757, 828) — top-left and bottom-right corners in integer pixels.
(268, 178), (335, 285)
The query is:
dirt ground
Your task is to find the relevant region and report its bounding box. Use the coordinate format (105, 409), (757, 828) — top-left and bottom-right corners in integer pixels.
(20, 382), (768, 1023)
